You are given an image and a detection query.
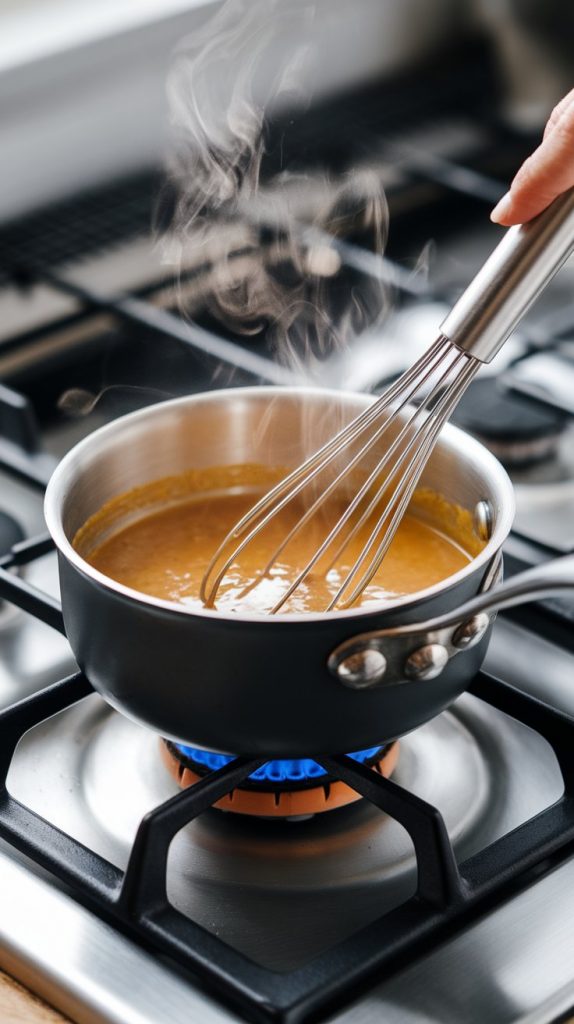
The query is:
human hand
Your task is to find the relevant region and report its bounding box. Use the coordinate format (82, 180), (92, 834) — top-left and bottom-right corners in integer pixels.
(491, 88), (574, 226)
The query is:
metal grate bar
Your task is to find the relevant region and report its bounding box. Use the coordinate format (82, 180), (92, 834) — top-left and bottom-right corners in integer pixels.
(19, 267), (303, 388)
(0, 383), (55, 487)
(0, 532), (55, 568)
(0, 566), (64, 633)
(460, 795), (574, 895)
(118, 756), (265, 917)
(470, 673), (574, 789)
(320, 754), (464, 908)
(0, 441), (54, 490)
(384, 143), (505, 204)
(0, 796), (123, 901)
(0, 672), (92, 779)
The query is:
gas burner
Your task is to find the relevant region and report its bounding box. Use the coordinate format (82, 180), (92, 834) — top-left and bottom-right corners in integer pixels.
(161, 740), (399, 817)
(453, 377), (567, 468)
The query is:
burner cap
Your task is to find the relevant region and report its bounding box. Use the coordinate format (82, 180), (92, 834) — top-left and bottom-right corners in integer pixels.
(454, 378), (567, 467)
(0, 511), (24, 557)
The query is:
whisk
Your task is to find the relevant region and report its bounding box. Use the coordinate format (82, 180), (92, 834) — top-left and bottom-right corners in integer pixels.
(201, 188), (574, 613)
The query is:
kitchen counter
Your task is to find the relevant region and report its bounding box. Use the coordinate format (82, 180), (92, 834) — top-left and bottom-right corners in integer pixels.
(0, 969), (69, 1022)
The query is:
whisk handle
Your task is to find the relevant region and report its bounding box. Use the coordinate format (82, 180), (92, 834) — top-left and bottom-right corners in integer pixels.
(440, 187), (574, 362)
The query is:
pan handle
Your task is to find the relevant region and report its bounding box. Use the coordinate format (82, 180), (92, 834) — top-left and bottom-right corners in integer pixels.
(328, 554), (574, 689)
(410, 553), (574, 634)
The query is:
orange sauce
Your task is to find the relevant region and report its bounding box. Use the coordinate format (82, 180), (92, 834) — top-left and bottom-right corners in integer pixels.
(75, 465), (482, 615)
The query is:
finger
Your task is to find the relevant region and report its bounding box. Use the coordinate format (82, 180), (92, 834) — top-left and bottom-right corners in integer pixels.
(491, 100), (574, 225)
(543, 89), (574, 140)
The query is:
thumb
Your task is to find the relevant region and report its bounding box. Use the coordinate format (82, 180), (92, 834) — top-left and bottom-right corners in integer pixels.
(491, 95), (574, 226)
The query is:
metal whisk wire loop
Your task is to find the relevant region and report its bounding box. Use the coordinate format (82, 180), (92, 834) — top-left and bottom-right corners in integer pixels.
(200, 336), (480, 613)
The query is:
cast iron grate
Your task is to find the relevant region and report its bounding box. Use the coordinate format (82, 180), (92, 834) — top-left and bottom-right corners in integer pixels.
(1, 530), (574, 1024)
(0, 172), (160, 288)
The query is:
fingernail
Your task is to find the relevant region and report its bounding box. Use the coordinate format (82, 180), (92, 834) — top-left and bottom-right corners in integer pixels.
(490, 192), (512, 223)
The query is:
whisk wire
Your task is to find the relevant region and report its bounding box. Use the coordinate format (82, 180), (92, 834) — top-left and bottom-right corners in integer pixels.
(329, 354), (479, 609)
(321, 349), (470, 575)
(260, 338), (455, 581)
(268, 344), (468, 613)
(200, 337), (481, 613)
(200, 337), (448, 606)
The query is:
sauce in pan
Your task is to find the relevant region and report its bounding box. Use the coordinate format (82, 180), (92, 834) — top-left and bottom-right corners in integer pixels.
(75, 465), (483, 615)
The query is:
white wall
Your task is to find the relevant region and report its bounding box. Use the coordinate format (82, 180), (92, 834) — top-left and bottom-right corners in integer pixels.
(0, 0), (469, 223)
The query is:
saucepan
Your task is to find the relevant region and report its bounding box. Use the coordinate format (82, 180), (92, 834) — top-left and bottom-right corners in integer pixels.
(44, 387), (574, 757)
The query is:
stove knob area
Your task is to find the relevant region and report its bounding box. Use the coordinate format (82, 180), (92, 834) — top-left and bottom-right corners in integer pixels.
(404, 643), (449, 681)
(332, 647), (388, 689)
(452, 612), (491, 650)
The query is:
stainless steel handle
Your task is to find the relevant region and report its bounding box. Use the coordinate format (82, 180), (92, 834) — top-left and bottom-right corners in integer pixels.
(329, 555), (574, 689)
(418, 554), (574, 633)
(440, 188), (574, 362)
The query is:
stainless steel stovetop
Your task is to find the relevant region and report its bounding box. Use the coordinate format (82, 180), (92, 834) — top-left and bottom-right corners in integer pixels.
(1, 62), (574, 1024)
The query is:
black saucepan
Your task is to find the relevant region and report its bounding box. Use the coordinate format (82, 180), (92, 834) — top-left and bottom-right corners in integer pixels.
(44, 387), (574, 756)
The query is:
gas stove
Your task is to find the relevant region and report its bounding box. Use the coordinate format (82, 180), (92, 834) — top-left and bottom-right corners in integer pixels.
(1, 40), (574, 1024)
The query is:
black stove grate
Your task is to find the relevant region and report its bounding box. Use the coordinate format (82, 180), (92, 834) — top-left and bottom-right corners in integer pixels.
(1, 527), (574, 1024)
(0, 172), (161, 289)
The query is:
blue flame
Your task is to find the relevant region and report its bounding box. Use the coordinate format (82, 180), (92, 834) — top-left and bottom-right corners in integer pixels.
(174, 744), (382, 783)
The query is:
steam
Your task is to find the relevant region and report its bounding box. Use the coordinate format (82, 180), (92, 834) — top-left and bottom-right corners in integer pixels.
(163, 0), (390, 376)
(411, 240), (434, 290)
(58, 385), (174, 417)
